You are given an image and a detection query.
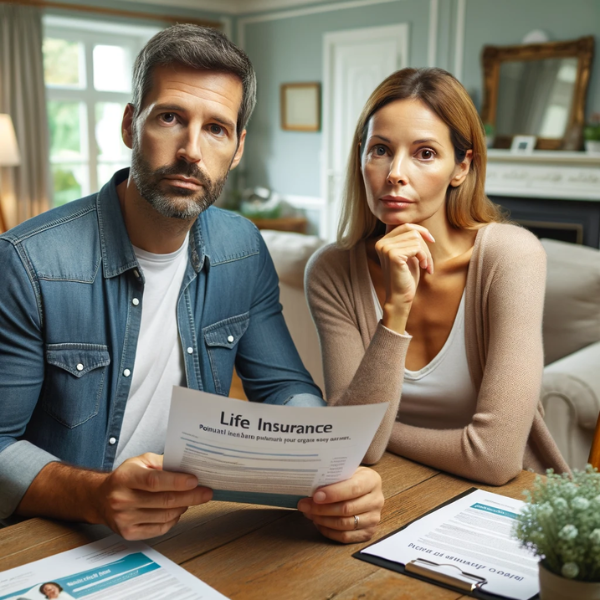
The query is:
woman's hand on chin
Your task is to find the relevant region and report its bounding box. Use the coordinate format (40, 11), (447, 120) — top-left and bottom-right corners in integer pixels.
(375, 223), (435, 333)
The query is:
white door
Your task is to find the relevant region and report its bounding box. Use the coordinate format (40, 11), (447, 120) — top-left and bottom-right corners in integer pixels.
(321, 24), (409, 241)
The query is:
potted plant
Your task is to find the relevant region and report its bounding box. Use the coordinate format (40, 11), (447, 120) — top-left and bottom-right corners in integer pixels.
(583, 113), (600, 154)
(483, 122), (496, 149)
(515, 466), (600, 600)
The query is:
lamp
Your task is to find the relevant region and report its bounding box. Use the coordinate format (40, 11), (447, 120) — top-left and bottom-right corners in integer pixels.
(0, 114), (21, 233)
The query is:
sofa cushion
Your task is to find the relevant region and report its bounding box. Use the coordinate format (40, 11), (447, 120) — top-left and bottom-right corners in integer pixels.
(542, 238), (600, 365)
(260, 230), (325, 289)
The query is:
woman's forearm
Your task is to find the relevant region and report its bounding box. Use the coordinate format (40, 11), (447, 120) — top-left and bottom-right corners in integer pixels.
(387, 419), (527, 486)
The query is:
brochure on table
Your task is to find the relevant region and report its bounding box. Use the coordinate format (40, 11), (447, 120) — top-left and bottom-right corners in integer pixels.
(163, 387), (388, 508)
(0, 534), (227, 600)
(357, 489), (539, 600)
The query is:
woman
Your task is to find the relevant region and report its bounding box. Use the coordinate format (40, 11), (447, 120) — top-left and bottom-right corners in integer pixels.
(39, 582), (74, 599)
(306, 68), (568, 485)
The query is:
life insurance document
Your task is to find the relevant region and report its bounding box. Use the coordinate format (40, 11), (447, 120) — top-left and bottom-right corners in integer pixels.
(0, 534), (227, 600)
(163, 387), (388, 508)
(359, 489), (539, 600)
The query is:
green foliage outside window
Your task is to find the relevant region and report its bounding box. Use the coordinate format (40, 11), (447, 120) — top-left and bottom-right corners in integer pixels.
(51, 167), (82, 206)
(47, 101), (81, 158)
(43, 38), (81, 87)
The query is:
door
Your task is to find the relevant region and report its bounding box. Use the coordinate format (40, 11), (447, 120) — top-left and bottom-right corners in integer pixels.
(321, 24), (409, 241)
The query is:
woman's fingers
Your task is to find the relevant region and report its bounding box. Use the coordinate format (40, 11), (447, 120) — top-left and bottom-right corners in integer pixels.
(379, 237), (434, 275)
(385, 222), (436, 244)
(374, 223), (435, 312)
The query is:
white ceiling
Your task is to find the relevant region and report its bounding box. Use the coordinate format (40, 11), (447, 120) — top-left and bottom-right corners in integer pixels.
(123, 0), (332, 16)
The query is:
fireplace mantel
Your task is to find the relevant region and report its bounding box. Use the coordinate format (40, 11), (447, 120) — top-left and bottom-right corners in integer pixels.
(485, 150), (600, 201)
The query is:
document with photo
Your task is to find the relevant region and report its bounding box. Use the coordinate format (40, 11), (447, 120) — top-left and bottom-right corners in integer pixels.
(359, 489), (538, 600)
(0, 534), (227, 600)
(163, 387), (388, 508)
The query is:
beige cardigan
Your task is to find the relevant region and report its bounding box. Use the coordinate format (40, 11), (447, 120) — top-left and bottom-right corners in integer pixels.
(306, 223), (569, 485)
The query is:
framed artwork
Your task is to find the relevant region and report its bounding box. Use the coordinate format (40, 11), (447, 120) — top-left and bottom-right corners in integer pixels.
(280, 82), (321, 131)
(510, 134), (537, 153)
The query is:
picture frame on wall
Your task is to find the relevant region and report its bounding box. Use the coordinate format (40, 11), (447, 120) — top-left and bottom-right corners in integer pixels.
(280, 82), (321, 131)
(510, 135), (537, 154)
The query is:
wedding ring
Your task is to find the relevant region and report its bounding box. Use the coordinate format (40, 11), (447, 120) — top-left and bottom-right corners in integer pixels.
(353, 515), (359, 530)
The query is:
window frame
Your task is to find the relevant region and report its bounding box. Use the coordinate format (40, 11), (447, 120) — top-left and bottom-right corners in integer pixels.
(43, 17), (160, 202)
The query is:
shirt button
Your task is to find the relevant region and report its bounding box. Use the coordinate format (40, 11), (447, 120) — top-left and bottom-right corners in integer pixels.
(109, 437), (117, 445)
(132, 298), (140, 306)
(187, 347), (193, 354)
(227, 335), (234, 343)
(76, 363), (84, 371)
(123, 369), (131, 377)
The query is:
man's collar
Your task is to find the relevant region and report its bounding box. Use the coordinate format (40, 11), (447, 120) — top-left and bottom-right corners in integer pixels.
(96, 168), (206, 278)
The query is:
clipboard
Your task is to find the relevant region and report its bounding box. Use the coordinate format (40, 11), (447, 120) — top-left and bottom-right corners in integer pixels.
(354, 488), (539, 600)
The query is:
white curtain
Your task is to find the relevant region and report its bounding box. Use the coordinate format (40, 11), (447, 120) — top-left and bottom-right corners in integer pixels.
(0, 2), (50, 228)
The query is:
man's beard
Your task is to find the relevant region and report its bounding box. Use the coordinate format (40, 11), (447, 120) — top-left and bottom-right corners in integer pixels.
(130, 146), (228, 220)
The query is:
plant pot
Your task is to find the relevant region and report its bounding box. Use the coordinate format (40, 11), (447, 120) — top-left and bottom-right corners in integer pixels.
(585, 140), (600, 154)
(538, 562), (600, 600)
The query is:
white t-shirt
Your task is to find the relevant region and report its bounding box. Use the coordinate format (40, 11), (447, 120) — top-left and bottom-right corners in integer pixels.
(114, 236), (189, 467)
(371, 281), (477, 429)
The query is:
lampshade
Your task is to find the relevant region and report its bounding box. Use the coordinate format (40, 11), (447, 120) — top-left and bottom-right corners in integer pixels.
(0, 114), (21, 166)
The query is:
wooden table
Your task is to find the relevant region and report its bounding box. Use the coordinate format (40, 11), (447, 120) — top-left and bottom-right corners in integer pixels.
(0, 454), (536, 599)
(248, 216), (308, 234)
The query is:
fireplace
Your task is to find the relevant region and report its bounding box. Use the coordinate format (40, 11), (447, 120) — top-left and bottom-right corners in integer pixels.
(485, 150), (600, 249)
(488, 195), (600, 247)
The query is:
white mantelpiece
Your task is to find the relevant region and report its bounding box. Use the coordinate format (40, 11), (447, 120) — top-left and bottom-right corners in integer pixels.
(485, 150), (600, 201)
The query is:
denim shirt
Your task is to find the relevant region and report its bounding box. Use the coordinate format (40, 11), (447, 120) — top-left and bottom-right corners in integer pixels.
(0, 169), (322, 518)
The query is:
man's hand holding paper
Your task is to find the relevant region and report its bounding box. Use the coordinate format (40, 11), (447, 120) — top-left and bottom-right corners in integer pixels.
(298, 466), (384, 543)
(96, 453), (213, 540)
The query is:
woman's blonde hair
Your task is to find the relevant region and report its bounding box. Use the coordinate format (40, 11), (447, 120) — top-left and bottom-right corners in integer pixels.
(337, 67), (504, 248)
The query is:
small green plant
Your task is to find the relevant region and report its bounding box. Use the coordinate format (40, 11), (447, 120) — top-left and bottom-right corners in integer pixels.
(584, 113), (600, 141)
(483, 122), (496, 138)
(514, 466), (600, 582)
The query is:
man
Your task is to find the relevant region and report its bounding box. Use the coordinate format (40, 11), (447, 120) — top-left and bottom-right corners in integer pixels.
(0, 25), (383, 543)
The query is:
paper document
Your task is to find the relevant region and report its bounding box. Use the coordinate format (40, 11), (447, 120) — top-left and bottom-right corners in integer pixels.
(0, 534), (227, 600)
(360, 489), (538, 600)
(163, 387), (388, 508)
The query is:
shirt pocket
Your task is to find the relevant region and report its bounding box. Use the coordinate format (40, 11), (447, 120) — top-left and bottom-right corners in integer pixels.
(43, 343), (111, 428)
(203, 313), (250, 395)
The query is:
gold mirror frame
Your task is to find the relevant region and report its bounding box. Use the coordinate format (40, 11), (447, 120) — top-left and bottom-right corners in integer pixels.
(481, 36), (594, 150)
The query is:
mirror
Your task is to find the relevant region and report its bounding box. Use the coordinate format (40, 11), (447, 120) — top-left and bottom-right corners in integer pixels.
(481, 36), (594, 150)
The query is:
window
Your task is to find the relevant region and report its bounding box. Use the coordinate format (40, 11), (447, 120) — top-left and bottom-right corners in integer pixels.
(43, 17), (160, 206)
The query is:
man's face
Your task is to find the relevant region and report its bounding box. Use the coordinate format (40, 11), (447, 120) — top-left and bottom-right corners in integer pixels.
(122, 64), (246, 219)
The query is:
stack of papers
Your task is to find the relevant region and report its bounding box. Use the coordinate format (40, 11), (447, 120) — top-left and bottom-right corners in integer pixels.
(358, 489), (539, 600)
(0, 535), (226, 600)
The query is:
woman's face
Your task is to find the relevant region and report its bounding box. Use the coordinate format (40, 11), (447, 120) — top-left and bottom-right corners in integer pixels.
(41, 584), (60, 599)
(361, 98), (471, 229)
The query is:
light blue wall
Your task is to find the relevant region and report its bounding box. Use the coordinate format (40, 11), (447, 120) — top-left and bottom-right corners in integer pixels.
(239, 0), (434, 197)
(462, 0), (600, 116)
(239, 0), (600, 198)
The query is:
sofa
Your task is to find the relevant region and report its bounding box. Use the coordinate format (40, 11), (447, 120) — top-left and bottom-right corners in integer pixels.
(261, 231), (600, 470)
(539, 239), (600, 469)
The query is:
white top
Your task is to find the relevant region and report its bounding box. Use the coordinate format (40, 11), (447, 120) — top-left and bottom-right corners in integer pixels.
(114, 236), (189, 467)
(370, 280), (478, 429)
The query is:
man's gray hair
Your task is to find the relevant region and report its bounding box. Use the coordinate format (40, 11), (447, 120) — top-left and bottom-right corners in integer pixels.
(131, 24), (256, 134)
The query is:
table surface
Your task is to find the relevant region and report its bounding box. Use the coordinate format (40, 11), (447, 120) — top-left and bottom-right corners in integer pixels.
(0, 454), (536, 599)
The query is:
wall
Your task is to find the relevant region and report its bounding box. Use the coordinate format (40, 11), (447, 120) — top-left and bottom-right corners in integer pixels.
(237, 0), (600, 200)
(42, 0), (230, 34)
(462, 0), (599, 118)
